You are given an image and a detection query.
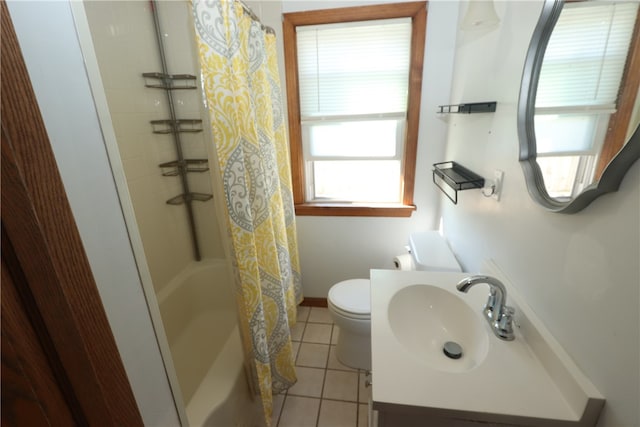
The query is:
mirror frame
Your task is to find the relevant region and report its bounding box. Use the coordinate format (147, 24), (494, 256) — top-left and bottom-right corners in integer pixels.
(518, 0), (640, 214)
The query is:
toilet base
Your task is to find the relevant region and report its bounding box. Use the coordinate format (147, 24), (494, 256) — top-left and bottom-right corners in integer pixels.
(336, 328), (371, 371)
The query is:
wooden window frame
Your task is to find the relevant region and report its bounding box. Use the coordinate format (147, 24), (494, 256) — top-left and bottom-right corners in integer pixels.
(595, 6), (640, 179)
(283, 2), (427, 217)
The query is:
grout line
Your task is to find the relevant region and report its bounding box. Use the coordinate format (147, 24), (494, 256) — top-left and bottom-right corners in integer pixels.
(316, 365), (328, 427)
(293, 343), (299, 366)
(324, 329), (331, 369)
(355, 369), (360, 426)
(275, 394), (286, 427)
(316, 398), (323, 427)
(299, 319), (308, 343)
(320, 397), (360, 404)
(315, 325), (331, 427)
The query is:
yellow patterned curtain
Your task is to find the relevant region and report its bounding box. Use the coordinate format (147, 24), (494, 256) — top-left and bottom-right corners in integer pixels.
(192, 0), (303, 423)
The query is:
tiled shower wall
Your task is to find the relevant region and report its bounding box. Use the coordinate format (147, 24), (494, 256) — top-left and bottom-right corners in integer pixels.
(83, 1), (225, 294)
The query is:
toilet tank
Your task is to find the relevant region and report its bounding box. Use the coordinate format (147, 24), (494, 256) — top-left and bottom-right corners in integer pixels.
(409, 231), (461, 272)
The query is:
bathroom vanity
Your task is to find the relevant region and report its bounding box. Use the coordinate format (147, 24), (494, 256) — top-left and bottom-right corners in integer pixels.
(369, 267), (604, 427)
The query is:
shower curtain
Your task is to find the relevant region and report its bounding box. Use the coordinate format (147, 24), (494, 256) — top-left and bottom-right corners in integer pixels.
(192, 0), (303, 423)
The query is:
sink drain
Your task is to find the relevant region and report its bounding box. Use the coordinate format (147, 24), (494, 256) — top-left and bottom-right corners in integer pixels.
(443, 341), (463, 359)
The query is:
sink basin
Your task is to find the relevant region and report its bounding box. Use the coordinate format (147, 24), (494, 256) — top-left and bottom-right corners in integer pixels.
(372, 269), (604, 426)
(387, 284), (489, 373)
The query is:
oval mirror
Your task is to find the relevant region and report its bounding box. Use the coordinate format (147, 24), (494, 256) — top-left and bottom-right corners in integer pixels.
(518, 0), (640, 213)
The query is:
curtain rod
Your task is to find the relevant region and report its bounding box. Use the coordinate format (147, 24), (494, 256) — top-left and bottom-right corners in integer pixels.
(238, 0), (276, 35)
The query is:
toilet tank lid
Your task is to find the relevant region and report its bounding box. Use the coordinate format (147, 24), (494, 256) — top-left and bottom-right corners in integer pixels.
(409, 231), (461, 272)
(328, 279), (370, 314)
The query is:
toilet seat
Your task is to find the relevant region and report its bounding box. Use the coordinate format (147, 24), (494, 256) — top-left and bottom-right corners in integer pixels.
(328, 300), (370, 320)
(328, 279), (370, 320)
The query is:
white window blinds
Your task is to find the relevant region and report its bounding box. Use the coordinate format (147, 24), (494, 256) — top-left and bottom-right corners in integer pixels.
(296, 18), (412, 118)
(535, 2), (638, 110)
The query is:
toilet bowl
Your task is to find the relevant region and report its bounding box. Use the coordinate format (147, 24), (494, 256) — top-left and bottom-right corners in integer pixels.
(328, 279), (371, 370)
(327, 231), (461, 371)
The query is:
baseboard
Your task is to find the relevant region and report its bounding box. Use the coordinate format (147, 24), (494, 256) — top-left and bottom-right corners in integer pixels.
(300, 297), (328, 308)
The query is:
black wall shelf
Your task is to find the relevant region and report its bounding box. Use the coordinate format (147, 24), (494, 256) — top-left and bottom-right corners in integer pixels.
(433, 161), (485, 204)
(437, 102), (497, 114)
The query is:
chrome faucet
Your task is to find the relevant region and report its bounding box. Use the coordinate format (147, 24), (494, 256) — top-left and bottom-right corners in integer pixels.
(456, 275), (515, 341)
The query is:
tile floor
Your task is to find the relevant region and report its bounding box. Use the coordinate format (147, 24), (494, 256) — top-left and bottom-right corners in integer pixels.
(271, 306), (371, 427)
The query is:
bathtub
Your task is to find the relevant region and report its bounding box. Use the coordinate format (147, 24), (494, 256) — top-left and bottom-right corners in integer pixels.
(157, 259), (261, 427)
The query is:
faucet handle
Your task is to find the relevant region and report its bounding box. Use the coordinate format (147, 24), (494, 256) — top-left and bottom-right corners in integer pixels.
(494, 305), (515, 341)
(483, 288), (498, 320)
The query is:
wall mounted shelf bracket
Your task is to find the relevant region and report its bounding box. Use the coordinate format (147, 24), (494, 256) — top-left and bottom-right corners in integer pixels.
(166, 193), (213, 206)
(143, 72), (197, 90)
(150, 119), (203, 134)
(159, 159), (210, 176)
(433, 161), (485, 204)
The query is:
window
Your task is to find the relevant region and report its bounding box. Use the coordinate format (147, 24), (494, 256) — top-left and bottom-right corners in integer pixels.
(535, 2), (638, 198)
(283, 3), (427, 217)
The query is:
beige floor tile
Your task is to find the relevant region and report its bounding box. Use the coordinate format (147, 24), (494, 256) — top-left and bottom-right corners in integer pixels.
(271, 393), (285, 426)
(358, 371), (371, 403)
(327, 345), (357, 371)
(358, 404), (368, 427)
(297, 305), (311, 322)
(308, 307), (333, 324)
(278, 396), (320, 427)
(296, 343), (329, 368)
(318, 399), (358, 427)
(288, 367), (325, 398)
(322, 369), (358, 402)
(290, 321), (306, 341)
(302, 323), (332, 344)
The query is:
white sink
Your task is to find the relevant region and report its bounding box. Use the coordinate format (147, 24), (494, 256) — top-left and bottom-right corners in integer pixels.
(388, 284), (488, 373)
(371, 266), (604, 426)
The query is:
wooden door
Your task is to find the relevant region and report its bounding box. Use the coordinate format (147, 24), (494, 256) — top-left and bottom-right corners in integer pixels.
(2, 232), (78, 426)
(1, 3), (144, 426)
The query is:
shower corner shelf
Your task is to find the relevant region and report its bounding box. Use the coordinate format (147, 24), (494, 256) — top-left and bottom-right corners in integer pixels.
(159, 159), (209, 176)
(166, 192), (213, 206)
(150, 119), (203, 134)
(437, 101), (497, 114)
(432, 161), (485, 205)
(146, 3), (208, 262)
(143, 72), (197, 90)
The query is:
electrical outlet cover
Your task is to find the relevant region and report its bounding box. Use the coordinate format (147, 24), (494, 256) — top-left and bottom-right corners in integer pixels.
(492, 170), (504, 201)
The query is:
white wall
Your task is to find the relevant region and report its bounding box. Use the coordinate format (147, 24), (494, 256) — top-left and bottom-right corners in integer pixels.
(277, 0), (460, 298)
(441, 2), (639, 426)
(6, 2), (181, 425)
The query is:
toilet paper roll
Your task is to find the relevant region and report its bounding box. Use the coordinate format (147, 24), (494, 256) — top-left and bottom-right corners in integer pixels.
(393, 254), (414, 271)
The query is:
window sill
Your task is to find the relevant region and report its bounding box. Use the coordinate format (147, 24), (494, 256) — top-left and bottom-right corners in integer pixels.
(294, 203), (416, 217)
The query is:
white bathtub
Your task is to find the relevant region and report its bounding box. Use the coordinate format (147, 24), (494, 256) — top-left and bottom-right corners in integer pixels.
(157, 259), (261, 426)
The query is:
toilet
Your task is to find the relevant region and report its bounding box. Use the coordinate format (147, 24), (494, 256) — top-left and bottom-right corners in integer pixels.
(327, 231), (461, 370)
